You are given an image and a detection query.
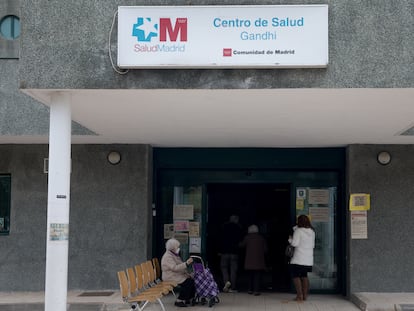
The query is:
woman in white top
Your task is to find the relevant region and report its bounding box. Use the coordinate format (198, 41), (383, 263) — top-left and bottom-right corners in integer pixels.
(288, 215), (315, 302)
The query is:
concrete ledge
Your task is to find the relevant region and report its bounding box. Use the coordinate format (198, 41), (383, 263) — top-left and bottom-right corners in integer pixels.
(352, 293), (414, 311)
(395, 304), (414, 311)
(350, 293), (368, 311)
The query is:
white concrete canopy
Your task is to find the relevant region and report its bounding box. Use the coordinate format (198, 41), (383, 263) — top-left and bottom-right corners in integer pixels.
(21, 88), (414, 147)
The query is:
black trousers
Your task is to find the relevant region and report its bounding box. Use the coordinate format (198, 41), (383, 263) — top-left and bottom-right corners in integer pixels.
(178, 277), (196, 301)
(248, 270), (262, 293)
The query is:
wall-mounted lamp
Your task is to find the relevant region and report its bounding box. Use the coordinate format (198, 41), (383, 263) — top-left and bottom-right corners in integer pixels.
(377, 151), (391, 165)
(107, 151), (121, 165)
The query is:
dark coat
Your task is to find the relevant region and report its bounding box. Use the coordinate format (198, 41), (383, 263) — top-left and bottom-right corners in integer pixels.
(241, 232), (268, 270)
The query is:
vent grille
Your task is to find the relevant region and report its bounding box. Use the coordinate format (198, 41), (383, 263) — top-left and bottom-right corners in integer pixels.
(78, 291), (114, 297)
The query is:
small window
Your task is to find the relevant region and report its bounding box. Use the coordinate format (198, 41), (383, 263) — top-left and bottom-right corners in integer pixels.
(0, 175), (11, 235)
(0, 15), (20, 40)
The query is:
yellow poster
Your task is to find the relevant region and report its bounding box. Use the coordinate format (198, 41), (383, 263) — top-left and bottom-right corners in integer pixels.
(296, 198), (304, 210)
(349, 193), (370, 211)
(189, 222), (200, 237)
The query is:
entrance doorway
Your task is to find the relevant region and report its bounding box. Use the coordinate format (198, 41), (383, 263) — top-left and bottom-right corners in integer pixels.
(206, 183), (292, 292)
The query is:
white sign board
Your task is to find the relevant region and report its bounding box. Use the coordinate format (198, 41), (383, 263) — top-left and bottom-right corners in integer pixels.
(118, 5), (328, 68)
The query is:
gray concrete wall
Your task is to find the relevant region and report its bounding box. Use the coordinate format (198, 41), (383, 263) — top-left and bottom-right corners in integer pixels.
(0, 60), (49, 135)
(0, 144), (153, 291)
(0, 60), (95, 136)
(19, 0), (413, 90)
(0, 0), (92, 137)
(347, 145), (414, 292)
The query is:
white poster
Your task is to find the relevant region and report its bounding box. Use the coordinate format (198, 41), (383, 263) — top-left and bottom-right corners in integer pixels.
(351, 211), (368, 239)
(189, 237), (201, 253)
(118, 5), (328, 68)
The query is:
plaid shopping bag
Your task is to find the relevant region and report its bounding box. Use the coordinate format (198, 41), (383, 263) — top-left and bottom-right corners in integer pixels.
(193, 266), (219, 298)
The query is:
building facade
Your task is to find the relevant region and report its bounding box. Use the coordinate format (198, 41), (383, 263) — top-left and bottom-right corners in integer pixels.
(1, 0), (413, 299)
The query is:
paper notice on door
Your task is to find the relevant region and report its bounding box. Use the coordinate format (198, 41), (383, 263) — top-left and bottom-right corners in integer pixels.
(164, 223), (175, 239)
(189, 237), (201, 253)
(309, 207), (329, 222)
(296, 198), (305, 210)
(174, 220), (190, 232)
(308, 189), (330, 205)
(297, 188), (306, 199)
(173, 204), (194, 220)
(189, 222), (200, 237)
(351, 210), (368, 239)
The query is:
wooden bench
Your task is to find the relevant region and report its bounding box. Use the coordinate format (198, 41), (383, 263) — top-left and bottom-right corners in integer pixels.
(117, 257), (181, 310)
(142, 260), (177, 295)
(117, 269), (166, 311)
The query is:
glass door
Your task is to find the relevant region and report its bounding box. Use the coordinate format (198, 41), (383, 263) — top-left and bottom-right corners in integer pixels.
(295, 187), (337, 291)
(162, 186), (204, 260)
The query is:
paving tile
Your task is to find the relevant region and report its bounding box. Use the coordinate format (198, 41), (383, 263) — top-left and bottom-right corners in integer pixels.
(0, 291), (367, 311)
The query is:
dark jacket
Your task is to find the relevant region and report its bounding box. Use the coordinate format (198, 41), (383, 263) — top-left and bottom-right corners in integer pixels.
(219, 221), (243, 254)
(241, 232), (268, 270)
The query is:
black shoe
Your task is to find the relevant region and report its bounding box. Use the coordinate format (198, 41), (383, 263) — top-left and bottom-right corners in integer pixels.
(254, 292), (261, 296)
(175, 301), (187, 307)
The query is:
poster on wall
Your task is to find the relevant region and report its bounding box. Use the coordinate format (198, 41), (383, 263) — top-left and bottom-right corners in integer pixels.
(349, 193), (370, 211)
(49, 223), (69, 241)
(351, 210), (368, 239)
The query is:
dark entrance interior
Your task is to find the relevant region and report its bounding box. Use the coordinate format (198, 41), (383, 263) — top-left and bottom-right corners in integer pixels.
(205, 183), (292, 292)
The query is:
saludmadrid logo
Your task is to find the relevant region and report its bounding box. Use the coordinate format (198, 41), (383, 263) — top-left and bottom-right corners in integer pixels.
(132, 17), (187, 53)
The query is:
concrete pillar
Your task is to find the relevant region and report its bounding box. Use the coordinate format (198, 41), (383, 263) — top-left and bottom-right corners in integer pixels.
(44, 92), (72, 311)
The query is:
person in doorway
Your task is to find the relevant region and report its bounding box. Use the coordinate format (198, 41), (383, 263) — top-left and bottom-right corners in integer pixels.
(219, 214), (243, 293)
(288, 215), (315, 302)
(240, 224), (268, 296)
(161, 238), (195, 307)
